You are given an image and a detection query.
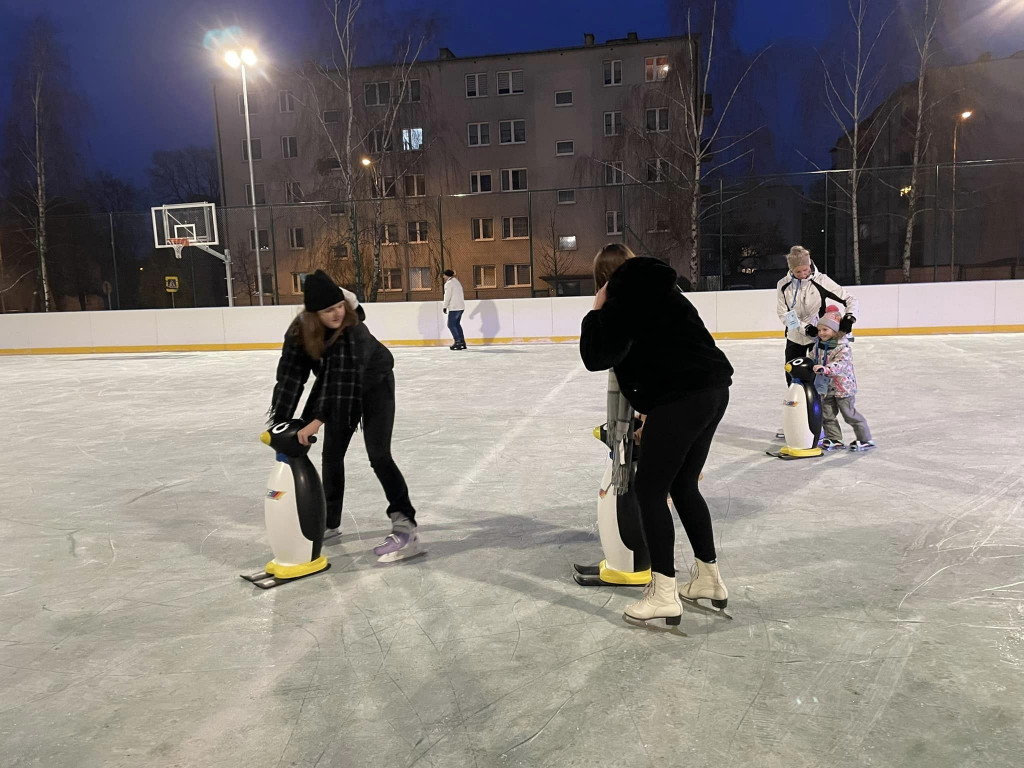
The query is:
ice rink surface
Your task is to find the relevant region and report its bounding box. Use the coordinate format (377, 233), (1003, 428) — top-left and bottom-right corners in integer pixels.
(2, 334), (1023, 767)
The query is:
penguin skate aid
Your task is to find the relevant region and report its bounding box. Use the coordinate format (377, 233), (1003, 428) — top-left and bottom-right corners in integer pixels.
(263, 270), (424, 571)
(241, 420), (331, 589)
(579, 244), (734, 628)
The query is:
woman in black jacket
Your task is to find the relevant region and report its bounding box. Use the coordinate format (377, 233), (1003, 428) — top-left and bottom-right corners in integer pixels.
(268, 270), (421, 564)
(580, 245), (733, 626)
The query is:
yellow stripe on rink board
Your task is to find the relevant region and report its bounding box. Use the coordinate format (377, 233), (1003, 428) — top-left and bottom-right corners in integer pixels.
(1, 326), (1022, 355)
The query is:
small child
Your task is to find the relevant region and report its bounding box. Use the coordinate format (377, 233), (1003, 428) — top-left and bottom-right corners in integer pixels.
(813, 307), (875, 451)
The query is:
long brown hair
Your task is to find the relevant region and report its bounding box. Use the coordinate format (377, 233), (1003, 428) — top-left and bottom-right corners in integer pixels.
(593, 242), (637, 290)
(287, 305), (360, 360)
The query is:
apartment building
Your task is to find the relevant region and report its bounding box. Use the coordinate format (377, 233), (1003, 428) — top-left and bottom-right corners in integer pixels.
(212, 32), (696, 304)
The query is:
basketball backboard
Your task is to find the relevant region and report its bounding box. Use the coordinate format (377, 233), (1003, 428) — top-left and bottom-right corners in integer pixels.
(152, 202), (219, 248)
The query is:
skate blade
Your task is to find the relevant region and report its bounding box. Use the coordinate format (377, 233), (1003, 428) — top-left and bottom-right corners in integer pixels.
(240, 562), (331, 590)
(621, 613), (686, 633)
(574, 573), (646, 587)
(573, 563), (601, 577)
(679, 595), (733, 620)
(375, 547), (426, 565)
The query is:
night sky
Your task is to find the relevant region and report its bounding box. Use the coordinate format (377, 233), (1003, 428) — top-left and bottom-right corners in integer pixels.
(2, 0), (1022, 196)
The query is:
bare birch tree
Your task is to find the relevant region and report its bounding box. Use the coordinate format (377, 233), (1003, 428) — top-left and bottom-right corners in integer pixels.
(821, 0), (897, 284)
(901, 0), (943, 281)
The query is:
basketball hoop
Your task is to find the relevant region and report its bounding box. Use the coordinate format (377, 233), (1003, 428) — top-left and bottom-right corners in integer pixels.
(169, 237), (190, 259)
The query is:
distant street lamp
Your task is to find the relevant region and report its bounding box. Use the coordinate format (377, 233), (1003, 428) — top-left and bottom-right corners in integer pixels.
(225, 47), (265, 304)
(950, 109), (973, 281)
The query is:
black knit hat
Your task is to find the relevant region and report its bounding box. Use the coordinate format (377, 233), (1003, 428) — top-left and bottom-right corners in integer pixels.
(303, 270), (344, 312)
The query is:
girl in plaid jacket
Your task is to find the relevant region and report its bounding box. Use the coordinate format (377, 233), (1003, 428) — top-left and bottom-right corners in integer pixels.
(268, 270), (422, 563)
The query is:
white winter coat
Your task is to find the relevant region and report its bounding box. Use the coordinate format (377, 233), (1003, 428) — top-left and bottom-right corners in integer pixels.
(443, 277), (465, 312)
(775, 267), (859, 346)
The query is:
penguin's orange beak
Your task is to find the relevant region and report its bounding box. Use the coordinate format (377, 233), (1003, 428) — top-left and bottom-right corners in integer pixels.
(260, 431), (271, 446)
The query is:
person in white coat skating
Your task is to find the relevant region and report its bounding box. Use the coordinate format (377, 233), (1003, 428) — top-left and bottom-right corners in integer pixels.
(442, 269), (466, 350)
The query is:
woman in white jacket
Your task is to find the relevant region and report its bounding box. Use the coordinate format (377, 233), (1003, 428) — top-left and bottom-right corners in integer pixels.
(776, 246), (859, 385)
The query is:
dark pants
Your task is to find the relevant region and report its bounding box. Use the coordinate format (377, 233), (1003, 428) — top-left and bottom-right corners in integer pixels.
(447, 310), (465, 344)
(784, 339), (813, 385)
(634, 387), (729, 577)
(321, 372), (415, 530)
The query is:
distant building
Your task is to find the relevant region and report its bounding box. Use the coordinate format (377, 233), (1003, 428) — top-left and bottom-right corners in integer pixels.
(212, 32), (699, 304)
(831, 51), (1024, 283)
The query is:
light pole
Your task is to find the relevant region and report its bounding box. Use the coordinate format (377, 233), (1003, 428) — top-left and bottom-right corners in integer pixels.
(950, 109), (973, 281)
(225, 47), (264, 305)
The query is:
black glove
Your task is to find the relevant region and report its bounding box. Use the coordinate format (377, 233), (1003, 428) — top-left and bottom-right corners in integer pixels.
(839, 314), (856, 333)
(804, 324), (819, 338)
(443, 308), (448, 314)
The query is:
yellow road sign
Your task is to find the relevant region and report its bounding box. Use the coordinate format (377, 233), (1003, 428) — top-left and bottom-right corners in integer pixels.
(165, 276), (180, 293)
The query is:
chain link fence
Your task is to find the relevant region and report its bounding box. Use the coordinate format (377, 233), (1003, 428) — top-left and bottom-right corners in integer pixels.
(2, 160), (1022, 312)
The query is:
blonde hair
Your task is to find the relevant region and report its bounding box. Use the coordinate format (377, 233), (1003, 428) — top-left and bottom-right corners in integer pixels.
(287, 306), (359, 361)
(593, 243), (637, 290)
(787, 246), (811, 271)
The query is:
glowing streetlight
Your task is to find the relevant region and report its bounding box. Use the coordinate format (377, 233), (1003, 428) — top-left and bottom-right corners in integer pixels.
(223, 46), (266, 304)
(361, 157), (372, 167)
(950, 109), (975, 281)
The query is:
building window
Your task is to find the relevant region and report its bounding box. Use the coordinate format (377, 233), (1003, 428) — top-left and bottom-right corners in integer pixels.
(323, 109), (341, 124)
(647, 158), (667, 182)
(502, 216), (530, 239)
(371, 175), (397, 198)
(238, 92), (260, 115)
(369, 130), (393, 153)
(329, 202), (346, 216)
(382, 268), (403, 291)
(554, 90), (573, 107)
(288, 227), (306, 249)
(605, 161), (623, 185)
(645, 55), (670, 82)
(604, 111), (622, 136)
(472, 217), (494, 241)
(282, 136), (299, 158)
(557, 189), (576, 204)
(245, 183), (267, 205)
(285, 181), (303, 203)
(408, 220), (428, 244)
(333, 243), (349, 260)
(364, 81), (390, 106)
(467, 122), (490, 146)
(323, 157), (342, 172)
(649, 218), (670, 233)
(555, 140), (574, 156)
(404, 174), (426, 197)
(242, 138), (262, 161)
(604, 59), (622, 86)
(504, 264), (531, 287)
(497, 70), (525, 95)
(279, 90), (295, 113)
(405, 79), (422, 103)
(402, 127), (423, 151)
(557, 235), (577, 251)
(646, 107), (669, 132)
(466, 72), (488, 98)
(499, 119), (526, 145)
(291, 272), (309, 293)
(500, 168), (528, 192)
(473, 265), (497, 288)
(470, 170), (492, 194)
(249, 229), (270, 249)
(409, 266), (431, 290)
(606, 210), (623, 235)
(381, 223), (399, 244)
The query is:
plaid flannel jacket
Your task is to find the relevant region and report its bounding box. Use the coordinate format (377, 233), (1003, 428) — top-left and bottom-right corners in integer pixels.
(268, 332), (360, 427)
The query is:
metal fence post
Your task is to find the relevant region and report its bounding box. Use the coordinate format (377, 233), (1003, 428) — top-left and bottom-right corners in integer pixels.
(269, 204), (280, 305)
(718, 178), (724, 288)
(823, 173), (829, 275)
(108, 212), (121, 310)
(437, 194), (445, 285)
(527, 191), (535, 297)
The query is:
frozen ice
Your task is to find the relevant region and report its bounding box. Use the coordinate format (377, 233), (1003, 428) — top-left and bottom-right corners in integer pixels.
(1, 334), (1022, 767)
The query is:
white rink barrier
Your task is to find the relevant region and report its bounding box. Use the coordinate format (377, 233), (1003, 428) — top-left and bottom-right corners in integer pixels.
(1, 280), (1023, 355)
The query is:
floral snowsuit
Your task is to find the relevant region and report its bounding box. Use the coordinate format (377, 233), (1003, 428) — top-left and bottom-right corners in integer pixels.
(814, 337), (871, 444)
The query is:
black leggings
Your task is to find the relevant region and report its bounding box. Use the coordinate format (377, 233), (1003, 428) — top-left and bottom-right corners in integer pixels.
(321, 372), (415, 530)
(784, 339), (813, 385)
(634, 387), (729, 577)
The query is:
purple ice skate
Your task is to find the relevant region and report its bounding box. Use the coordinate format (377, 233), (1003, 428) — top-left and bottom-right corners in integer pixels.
(373, 531), (423, 563)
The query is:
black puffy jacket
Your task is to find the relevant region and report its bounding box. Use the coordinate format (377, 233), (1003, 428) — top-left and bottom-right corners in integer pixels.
(580, 257), (733, 412)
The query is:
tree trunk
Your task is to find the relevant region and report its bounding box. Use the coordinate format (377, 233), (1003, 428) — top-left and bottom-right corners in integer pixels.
(688, 160), (701, 288)
(902, 0), (933, 283)
(33, 72), (52, 312)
